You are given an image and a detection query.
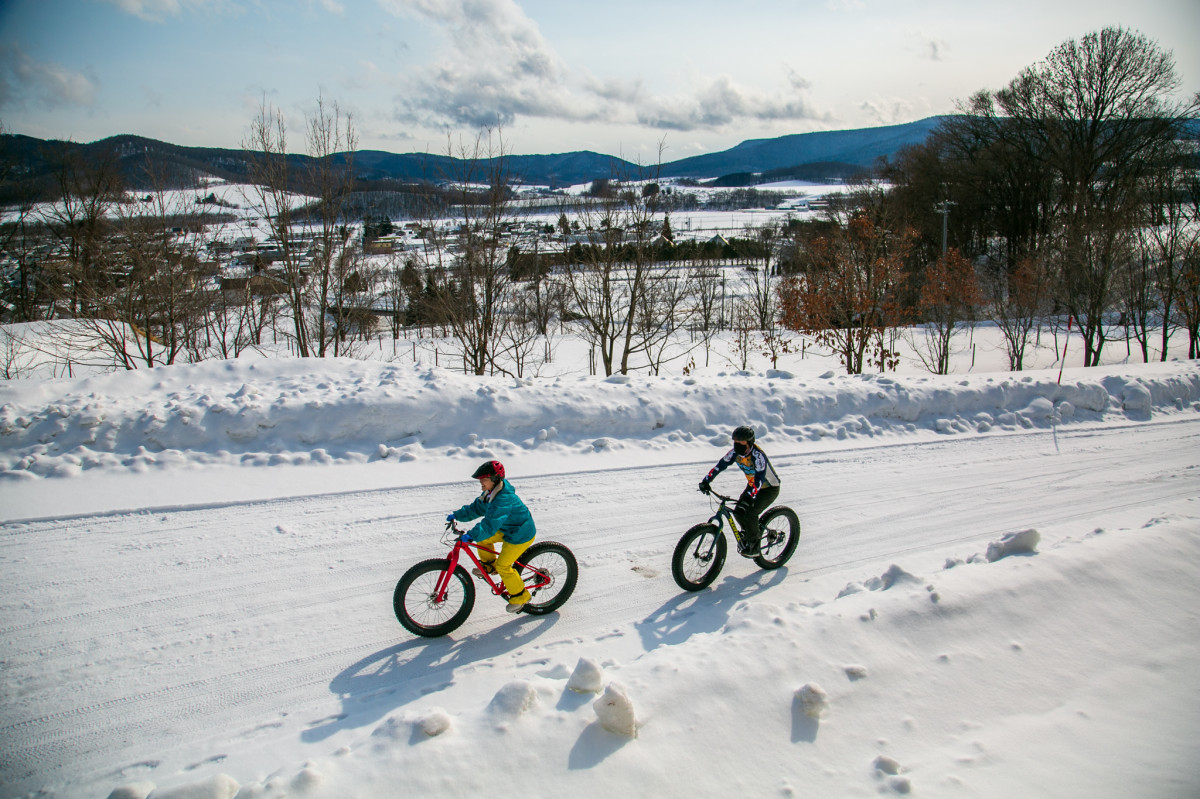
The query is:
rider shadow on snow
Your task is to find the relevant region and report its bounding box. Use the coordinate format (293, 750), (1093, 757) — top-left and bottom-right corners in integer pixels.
(303, 612), (562, 745)
(634, 566), (791, 653)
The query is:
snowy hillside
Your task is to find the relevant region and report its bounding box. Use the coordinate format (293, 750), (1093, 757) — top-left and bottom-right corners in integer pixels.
(1, 351), (1198, 799)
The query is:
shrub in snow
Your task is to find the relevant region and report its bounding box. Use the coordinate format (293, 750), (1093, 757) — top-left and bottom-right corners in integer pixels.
(845, 665), (869, 681)
(593, 683), (638, 737)
(488, 680), (539, 717)
(986, 529), (1040, 562)
(143, 773), (239, 799)
(794, 683), (829, 719)
(567, 657), (604, 693)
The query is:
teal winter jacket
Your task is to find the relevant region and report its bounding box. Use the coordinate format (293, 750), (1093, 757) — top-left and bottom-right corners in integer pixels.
(452, 479), (536, 545)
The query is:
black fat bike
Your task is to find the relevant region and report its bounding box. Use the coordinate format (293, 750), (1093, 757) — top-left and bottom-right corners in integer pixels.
(671, 490), (800, 591)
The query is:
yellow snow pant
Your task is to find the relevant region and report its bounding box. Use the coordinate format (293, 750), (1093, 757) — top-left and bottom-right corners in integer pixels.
(476, 533), (534, 604)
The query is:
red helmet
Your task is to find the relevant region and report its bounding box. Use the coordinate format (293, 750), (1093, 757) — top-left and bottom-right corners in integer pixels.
(471, 460), (505, 480)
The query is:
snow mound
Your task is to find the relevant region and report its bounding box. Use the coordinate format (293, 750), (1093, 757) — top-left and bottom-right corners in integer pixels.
(141, 774), (239, 799)
(794, 683), (829, 719)
(593, 683), (638, 737)
(987, 528), (1041, 562)
(567, 657), (604, 694)
(488, 680), (539, 718)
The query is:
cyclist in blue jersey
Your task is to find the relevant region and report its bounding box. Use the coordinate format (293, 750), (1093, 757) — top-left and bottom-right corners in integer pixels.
(698, 425), (780, 557)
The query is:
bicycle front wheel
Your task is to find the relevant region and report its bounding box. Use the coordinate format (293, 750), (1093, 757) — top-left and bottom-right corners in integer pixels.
(754, 506), (800, 570)
(672, 523), (727, 591)
(394, 558), (476, 637)
(519, 541), (578, 615)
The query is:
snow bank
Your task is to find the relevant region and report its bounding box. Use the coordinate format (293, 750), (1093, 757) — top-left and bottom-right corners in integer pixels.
(2, 358), (1196, 483)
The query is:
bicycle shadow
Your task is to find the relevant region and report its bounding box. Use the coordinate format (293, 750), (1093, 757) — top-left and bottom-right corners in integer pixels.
(634, 565), (790, 653)
(302, 611), (561, 744)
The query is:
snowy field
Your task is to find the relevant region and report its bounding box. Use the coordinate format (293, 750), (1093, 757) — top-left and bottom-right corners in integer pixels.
(1, 325), (1199, 799)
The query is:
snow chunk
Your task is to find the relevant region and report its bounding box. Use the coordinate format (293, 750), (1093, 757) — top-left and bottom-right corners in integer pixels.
(1123, 382), (1152, 412)
(144, 773), (239, 799)
(794, 683), (829, 719)
(873, 754), (902, 775)
(567, 657), (604, 694)
(879, 564), (922, 589)
(845, 664), (869, 681)
(593, 683), (638, 737)
(986, 529), (1041, 562)
(290, 767), (322, 792)
(418, 708), (453, 737)
(1022, 397), (1055, 420)
(488, 680), (539, 717)
(107, 783), (155, 799)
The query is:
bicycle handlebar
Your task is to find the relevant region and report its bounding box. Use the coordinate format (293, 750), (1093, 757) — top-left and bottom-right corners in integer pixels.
(701, 487), (738, 504)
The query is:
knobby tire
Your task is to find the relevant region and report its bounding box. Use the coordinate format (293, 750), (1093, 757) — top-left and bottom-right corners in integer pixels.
(518, 540), (578, 615)
(394, 558), (476, 637)
(672, 523), (727, 591)
(753, 506), (800, 570)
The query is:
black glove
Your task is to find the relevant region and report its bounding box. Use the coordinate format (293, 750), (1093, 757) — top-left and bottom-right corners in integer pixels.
(698, 480), (711, 495)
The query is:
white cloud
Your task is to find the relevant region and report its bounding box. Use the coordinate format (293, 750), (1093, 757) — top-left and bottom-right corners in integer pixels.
(0, 43), (97, 110)
(859, 96), (931, 126)
(96, 0), (241, 22)
(635, 75), (832, 132)
(378, 0), (833, 136)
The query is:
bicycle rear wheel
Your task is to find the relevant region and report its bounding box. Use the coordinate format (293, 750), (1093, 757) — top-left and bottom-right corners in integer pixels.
(672, 523), (727, 591)
(518, 541), (578, 615)
(753, 506), (800, 570)
(394, 558), (476, 637)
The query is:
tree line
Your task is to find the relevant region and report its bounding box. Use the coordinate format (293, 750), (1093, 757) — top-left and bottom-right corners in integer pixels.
(1, 27), (1196, 378)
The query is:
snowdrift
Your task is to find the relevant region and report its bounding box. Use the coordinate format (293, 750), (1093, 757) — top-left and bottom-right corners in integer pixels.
(2, 358), (1197, 481)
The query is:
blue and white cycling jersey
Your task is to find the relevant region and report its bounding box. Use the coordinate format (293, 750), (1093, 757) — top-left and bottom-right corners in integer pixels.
(705, 444), (780, 497)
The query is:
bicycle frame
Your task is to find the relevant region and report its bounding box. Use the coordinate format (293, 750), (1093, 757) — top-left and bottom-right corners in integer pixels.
(706, 491), (743, 537)
(435, 522), (551, 602)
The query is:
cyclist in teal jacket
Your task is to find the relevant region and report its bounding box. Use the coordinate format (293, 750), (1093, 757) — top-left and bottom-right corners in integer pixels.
(698, 425), (780, 557)
(448, 460), (536, 611)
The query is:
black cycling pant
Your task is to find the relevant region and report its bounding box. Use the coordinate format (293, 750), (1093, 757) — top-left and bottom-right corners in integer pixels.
(735, 484), (779, 547)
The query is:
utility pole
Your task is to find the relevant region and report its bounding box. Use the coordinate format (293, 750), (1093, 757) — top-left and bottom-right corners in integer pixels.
(934, 200), (957, 255)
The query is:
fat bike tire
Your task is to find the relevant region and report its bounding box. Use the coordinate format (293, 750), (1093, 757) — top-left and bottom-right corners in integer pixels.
(518, 541), (578, 615)
(671, 523), (727, 591)
(753, 506), (800, 570)
(394, 558), (476, 637)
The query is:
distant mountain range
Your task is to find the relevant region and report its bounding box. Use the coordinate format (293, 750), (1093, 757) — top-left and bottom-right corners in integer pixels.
(0, 117), (949, 201)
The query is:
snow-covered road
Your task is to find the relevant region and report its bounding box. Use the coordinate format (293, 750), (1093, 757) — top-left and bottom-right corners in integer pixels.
(3, 416), (1197, 797)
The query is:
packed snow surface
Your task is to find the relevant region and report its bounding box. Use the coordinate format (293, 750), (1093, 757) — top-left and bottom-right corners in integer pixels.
(1, 351), (1199, 798)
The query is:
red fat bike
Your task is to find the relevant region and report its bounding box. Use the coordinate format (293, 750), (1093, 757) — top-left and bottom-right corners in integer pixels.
(393, 520), (578, 637)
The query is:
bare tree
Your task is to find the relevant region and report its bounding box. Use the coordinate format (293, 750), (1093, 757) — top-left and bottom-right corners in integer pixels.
(242, 94), (358, 358)
(778, 197), (915, 375)
(909, 248), (984, 374)
(690, 256), (723, 366)
(988, 27), (1200, 365)
(561, 145), (668, 375)
(985, 254), (1049, 371)
(422, 128), (517, 375)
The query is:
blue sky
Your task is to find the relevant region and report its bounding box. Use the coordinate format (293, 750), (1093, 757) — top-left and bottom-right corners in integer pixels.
(1, 0), (1197, 161)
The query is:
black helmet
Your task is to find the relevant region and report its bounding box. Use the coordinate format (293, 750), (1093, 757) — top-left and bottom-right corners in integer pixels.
(471, 460), (505, 481)
(732, 425), (755, 445)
